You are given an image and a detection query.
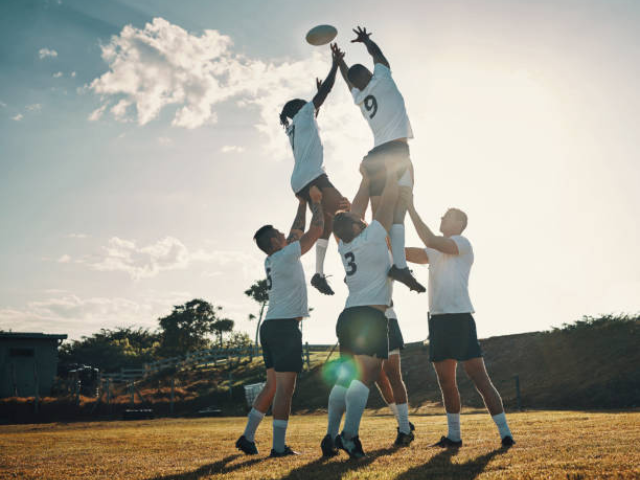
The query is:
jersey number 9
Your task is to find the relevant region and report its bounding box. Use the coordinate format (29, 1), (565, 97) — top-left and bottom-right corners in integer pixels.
(364, 95), (378, 119)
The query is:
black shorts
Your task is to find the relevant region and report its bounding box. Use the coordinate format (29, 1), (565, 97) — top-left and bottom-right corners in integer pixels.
(428, 313), (483, 362)
(387, 317), (405, 353)
(362, 141), (412, 196)
(295, 174), (336, 203)
(336, 306), (389, 359)
(260, 319), (303, 373)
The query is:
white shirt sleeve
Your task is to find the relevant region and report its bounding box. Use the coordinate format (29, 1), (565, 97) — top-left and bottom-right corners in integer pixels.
(451, 236), (472, 256)
(366, 220), (388, 242)
(373, 63), (392, 78)
(280, 241), (302, 262)
(351, 87), (361, 103)
(425, 247), (440, 262)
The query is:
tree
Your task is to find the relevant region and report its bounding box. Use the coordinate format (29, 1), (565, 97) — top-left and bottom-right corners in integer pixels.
(245, 279), (269, 351)
(212, 318), (235, 349)
(158, 299), (227, 357)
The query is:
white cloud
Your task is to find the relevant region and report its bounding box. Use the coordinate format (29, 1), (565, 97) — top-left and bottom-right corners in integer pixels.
(53, 71), (63, 78)
(88, 17), (367, 161)
(110, 99), (131, 121)
(12, 114), (23, 121)
(221, 145), (245, 153)
(26, 103), (42, 112)
(58, 254), (71, 263)
(88, 104), (107, 122)
(71, 71), (76, 78)
(158, 136), (173, 146)
(88, 236), (189, 280)
(39, 48), (58, 59)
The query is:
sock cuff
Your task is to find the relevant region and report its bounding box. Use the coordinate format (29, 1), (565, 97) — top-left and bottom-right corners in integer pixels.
(316, 238), (329, 248)
(492, 412), (507, 422)
(273, 419), (288, 428)
(447, 412), (461, 421)
(250, 408), (266, 418)
(396, 403), (409, 412)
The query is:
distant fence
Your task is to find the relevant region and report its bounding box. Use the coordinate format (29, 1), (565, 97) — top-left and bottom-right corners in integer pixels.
(101, 343), (336, 384)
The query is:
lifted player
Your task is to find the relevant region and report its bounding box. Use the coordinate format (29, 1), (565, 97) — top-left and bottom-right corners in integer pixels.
(405, 198), (515, 448)
(279, 43), (346, 296)
(322, 166), (413, 460)
(236, 186), (324, 458)
(337, 26), (425, 293)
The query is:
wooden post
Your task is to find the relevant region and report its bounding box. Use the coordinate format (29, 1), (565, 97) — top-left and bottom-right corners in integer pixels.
(515, 375), (522, 411)
(106, 378), (111, 413)
(129, 382), (135, 407)
(170, 377), (175, 415)
(33, 363), (39, 415)
(305, 342), (311, 371)
(228, 371), (233, 400)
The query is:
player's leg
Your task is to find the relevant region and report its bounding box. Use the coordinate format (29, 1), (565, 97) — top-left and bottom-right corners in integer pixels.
(311, 177), (343, 295)
(463, 357), (514, 445)
(271, 371), (298, 455)
(384, 353), (412, 433)
(375, 364), (397, 417)
(433, 359), (463, 446)
(342, 353), (382, 441)
(237, 367), (275, 455)
(323, 354), (352, 457)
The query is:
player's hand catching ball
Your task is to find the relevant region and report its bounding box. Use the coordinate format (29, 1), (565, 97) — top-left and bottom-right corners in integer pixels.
(331, 43), (344, 64)
(309, 185), (323, 204)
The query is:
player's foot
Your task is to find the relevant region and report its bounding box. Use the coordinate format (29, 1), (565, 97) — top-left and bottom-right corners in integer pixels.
(335, 432), (366, 459)
(320, 434), (339, 457)
(311, 273), (335, 295)
(388, 266), (426, 293)
(394, 429), (415, 447)
(269, 445), (299, 458)
(235, 435), (258, 455)
(431, 436), (463, 448)
(501, 435), (516, 448)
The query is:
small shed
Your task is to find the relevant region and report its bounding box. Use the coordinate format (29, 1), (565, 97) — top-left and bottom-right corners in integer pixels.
(0, 332), (67, 398)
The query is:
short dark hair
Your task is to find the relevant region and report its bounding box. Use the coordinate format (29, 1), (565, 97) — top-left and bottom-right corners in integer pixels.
(254, 225), (277, 254)
(332, 211), (356, 243)
(347, 64), (370, 88)
(279, 99), (306, 128)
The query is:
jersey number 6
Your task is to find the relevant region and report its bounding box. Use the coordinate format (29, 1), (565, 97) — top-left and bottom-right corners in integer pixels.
(344, 252), (357, 276)
(364, 95), (378, 119)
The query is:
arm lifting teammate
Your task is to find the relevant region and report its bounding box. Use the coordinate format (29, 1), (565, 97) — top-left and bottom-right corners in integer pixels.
(236, 187), (324, 457)
(279, 44), (348, 296)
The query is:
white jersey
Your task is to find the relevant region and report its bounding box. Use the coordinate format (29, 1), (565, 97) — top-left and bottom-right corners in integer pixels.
(425, 236), (475, 315)
(351, 63), (413, 148)
(286, 101), (326, 193)
(338, 220), (393, 308)
(264, 241), (309, 320)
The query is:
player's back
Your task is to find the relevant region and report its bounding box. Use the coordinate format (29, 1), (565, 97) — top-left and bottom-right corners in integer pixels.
(264, 241), (308, 320)
(338, 220), (392, 309)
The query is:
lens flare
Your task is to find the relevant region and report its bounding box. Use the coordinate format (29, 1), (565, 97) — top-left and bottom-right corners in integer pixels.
(321, 355), (360, 387)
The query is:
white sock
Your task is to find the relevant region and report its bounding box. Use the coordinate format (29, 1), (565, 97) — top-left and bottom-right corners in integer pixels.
(447, 412), (461, 442)
(316, 239), (329, 275)
(492, 412), (512, 439)
(388, 402), (399, 421)
(327, 385), (347, 438)
(243, 407), (265, 442)
(272, 419), (288, 453)
(397, 403), (411, 434)
(343, 380), (370, 440)
(390, 224), (407, 268)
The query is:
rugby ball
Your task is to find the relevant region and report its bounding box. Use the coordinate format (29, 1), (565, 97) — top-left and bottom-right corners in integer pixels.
(306, 25), (338, 46)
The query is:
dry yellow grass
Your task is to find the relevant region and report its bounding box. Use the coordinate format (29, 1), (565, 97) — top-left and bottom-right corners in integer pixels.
(1, 410), (638, 479)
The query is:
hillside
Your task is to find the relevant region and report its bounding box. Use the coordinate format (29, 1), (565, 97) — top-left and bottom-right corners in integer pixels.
(1, 317), (638, 422)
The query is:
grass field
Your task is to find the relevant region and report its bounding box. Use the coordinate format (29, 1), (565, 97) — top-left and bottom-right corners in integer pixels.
(1, 410), (638, 479)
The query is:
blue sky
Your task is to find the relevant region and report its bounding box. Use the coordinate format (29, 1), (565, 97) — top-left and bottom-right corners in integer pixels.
(1, 0), (639, 345)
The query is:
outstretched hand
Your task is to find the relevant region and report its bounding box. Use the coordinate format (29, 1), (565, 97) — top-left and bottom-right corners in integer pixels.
(316, 77), (322, 91)
(331, 43), (345, 63)
(351, 26), (372, 43)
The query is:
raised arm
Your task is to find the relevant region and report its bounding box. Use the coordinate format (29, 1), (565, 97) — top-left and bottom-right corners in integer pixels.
(373, 169), (399, 233)
(338, 56), (354, 91)
(299, 186), (324, 255)
(351, 26), (390, 68)
(408, 200), (459, 255)
(286, 198), (306, 244)
(406, 247), (429, 264)
(313, 44), (344, 111)
(349, 164), (370, 220)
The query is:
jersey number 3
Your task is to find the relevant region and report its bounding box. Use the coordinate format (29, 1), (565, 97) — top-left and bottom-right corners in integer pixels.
(344, 252), (357, 276)
(364, 95), (378, 119)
